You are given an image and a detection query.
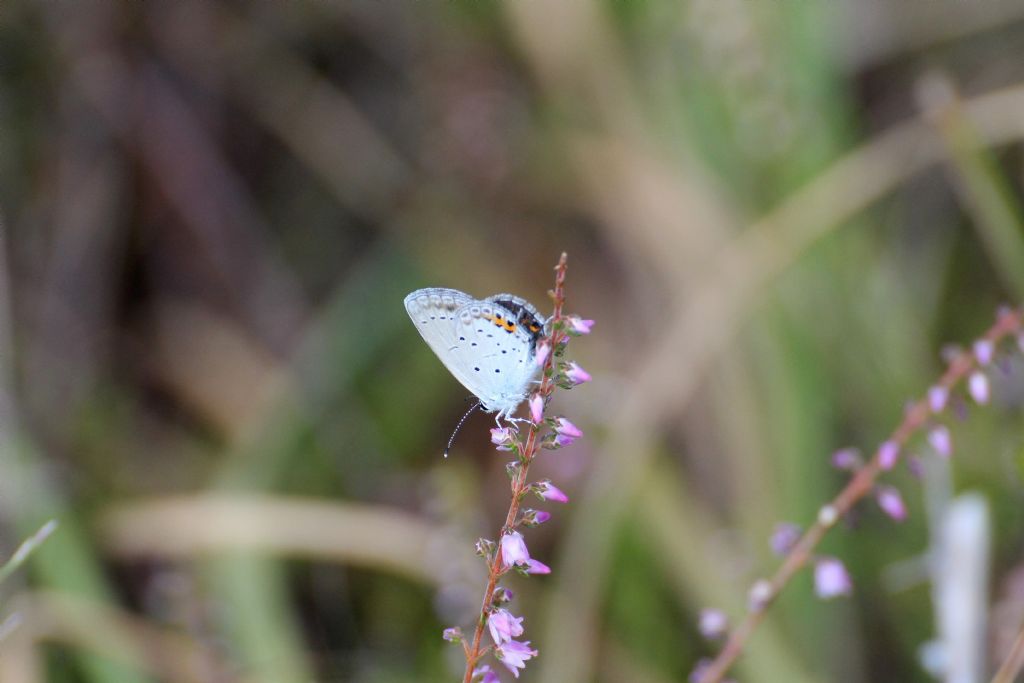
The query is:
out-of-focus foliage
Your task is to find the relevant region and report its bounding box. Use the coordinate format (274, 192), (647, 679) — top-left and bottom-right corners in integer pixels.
(0, 1), (1024, 681)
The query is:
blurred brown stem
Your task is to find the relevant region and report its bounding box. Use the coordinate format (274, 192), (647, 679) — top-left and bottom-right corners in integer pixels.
(700, 307), (1024, 683)
(991, 625), (1024, 683)
(462, 253), (569, 682)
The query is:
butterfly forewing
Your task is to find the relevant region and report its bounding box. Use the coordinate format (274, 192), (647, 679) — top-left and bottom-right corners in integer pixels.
(405, 287), (541, 415)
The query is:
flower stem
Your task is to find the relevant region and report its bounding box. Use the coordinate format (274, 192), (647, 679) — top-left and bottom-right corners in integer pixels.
(461, 253), (569, 682)
(991, 624), (1024, 683)
(700, 307), (1024, 683)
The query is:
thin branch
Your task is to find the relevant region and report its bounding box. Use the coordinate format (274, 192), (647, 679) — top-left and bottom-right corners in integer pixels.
(700, 307), (1024, 683)
(461, 253), (570, 682)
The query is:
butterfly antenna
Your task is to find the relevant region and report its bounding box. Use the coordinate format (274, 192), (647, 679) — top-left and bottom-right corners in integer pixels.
(444, 401), (483, 458)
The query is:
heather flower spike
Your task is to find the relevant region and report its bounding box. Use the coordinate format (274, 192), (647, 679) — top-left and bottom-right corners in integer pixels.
(695, 307), (1024, 683)
(454, 255), (589, 681)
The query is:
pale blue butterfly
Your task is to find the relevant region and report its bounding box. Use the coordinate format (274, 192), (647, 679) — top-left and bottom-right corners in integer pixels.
(404, 288), (546, 431)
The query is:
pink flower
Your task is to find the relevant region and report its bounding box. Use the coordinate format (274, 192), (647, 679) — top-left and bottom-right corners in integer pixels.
(500, 531), (530, 568)
(928, 386), (949, 413)
(535, 480), (569, 503)
(830, 448), (861, 471)
(968, 371), (990, 404)
(875, 486), (907, 522)
(814, 557), (853, 599)
(443, 626), (463, 642)
(770, 523), (801, 556)
(473, 665), (500, 683)
(490, 427), (515, 451)
(566, 316), (595, 335)
(974, 339), (994, 366)
(488, 609), (524, 644)
(565, 362), (591, 385)
(877, 440), (900, 470)
(527, 509), (551, 525)
(534, 341), (550, 368)
(698, 608), (728, 640)
(525, 558), (551, 574)
(928, 425), (953, 458)
(495, 639), (538, 678)
(551, 417), (583, 447)
(555, 417), (583, 438)
(529, 394), (544, 424)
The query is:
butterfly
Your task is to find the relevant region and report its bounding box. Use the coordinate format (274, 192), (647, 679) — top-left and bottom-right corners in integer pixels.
(404, 288), (547, 422)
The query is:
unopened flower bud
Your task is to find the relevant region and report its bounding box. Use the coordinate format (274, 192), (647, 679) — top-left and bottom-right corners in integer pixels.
(968, 371), (990, 404)
(521, 509), (551, 527)
(534, 341), (551, 368)
(475, 538), (496, 558)
(875, 486), (907, 522)
(534, 480), (569, 503)
(831, 448), (862, 471)
(698, 608), (728, 640)
(529, 394), (544, 424)
(814, 557), (853, 599)
(564, 362), (592, 385)
(748, 579), (774, 611)
(974, 339), (995, 366)
(566, 316), (595, 335)
(877, 440), (900, 470)
(928, 386), (949, 413)
(928, 425), (953, 458)
(770, 523), (801, 556)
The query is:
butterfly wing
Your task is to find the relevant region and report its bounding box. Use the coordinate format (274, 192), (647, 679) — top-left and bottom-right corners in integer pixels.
(405, 288), (484, 400)
(405, 288), (539, 414)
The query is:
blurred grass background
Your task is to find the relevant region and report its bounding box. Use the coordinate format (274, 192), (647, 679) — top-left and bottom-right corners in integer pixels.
(1, 1), (1024, 681)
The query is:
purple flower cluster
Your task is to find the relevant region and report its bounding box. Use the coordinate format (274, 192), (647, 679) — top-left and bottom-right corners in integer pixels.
(454, 306), (593, 682)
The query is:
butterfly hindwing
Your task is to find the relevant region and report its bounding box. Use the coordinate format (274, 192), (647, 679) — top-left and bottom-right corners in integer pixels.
(405, 287), (540, 416)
